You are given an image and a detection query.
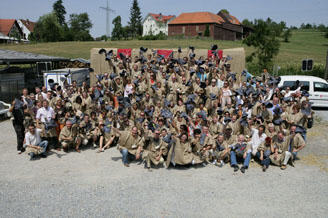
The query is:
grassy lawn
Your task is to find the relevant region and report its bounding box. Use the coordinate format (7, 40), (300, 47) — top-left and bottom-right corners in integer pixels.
(1, 30), (327, 68)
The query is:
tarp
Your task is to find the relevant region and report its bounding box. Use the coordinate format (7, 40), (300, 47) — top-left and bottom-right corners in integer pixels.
(207, 50), (223, 59)
(157, 49), (173, 58)
(117, 48), (132, 59)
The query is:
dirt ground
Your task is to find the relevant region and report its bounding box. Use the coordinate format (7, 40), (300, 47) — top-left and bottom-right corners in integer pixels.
(0, 113), (327, 217)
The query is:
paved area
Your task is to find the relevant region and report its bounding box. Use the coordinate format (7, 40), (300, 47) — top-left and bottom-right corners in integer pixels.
(1, 113), (328, 217)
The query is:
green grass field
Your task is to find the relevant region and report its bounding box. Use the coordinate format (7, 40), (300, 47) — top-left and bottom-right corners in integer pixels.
(1, 30), (327, 68)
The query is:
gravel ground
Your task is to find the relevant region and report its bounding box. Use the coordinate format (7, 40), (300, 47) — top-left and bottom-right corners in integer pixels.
(1, 115), (328, 217)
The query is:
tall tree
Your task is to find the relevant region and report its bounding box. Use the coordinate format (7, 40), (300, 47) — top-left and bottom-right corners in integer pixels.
(30, 13), (63, 42)
(128, 0), (142, 37)
(69, 13), (93, 41)
(53, 0), (66, 26)
(283, 28), (292, 42)
(111, 16), (123, 40)
(243, 19), (281, 70)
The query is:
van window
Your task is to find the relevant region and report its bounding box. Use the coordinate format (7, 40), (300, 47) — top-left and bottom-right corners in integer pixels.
(283, 81), (309, 91)
(314, 82), (328, 92)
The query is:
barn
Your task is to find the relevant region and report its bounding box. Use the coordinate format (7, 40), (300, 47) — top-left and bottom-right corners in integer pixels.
(168, 11), (244, 41)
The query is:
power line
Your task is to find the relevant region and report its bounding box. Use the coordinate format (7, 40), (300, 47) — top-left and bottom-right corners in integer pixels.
(100, 0), (115, 37)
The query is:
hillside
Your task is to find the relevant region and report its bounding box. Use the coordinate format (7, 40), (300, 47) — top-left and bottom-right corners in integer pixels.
(0, 30), (327, 68)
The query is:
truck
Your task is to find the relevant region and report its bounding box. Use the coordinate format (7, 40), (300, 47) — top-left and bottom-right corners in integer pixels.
(43, 68), (90, 90)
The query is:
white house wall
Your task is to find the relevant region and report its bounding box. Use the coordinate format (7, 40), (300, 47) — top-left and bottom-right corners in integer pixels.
(17, 20), (31, 40)
(142, 16), (168, 36)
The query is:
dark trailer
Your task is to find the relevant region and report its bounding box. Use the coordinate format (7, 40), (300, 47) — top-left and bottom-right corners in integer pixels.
(0, 49), (68, 103)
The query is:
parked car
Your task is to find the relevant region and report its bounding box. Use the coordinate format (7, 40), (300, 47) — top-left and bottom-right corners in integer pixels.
(278, 75), (328, 107)
(0, 101), (11, 119)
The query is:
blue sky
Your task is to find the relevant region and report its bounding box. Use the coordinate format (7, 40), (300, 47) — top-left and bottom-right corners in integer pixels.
(1, 0), (327, 37)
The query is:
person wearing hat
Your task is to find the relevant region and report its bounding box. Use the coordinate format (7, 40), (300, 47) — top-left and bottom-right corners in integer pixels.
(256, 137), (274, 172)
(114, 126), (144, 167)
(142, 129), (168, 171)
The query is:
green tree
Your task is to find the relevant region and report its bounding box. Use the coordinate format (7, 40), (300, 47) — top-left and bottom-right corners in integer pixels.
(283, 28), (292, 42)
(204, 24), (210, 37)
(242, 19), (253, 28)
(69, 13), (93, 41)
(243, 19), (281, 71)
(128, 0), (142, 37)
(53, 0), (66, 26)
(219, 9), (229, 14)
(122, 26), (131, 40)
(111, 16), (123, 40)
(31, 13), (64, 42)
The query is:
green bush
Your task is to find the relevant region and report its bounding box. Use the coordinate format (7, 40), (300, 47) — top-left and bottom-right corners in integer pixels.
(246, 62), (326, 78)
(138, 32), (167, 40)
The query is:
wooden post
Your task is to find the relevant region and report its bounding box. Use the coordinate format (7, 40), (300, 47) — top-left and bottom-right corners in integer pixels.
(325, 49), (328, 80)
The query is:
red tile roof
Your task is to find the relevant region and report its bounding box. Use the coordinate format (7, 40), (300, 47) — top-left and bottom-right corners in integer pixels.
(169, 12), (224, 25)
(20, 19), (35, 32)
(0, 19), (16, 36)
(149, 13), (175, 23)
(229, 15), (241, 25)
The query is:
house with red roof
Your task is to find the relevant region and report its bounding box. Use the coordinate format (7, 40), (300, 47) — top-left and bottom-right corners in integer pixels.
(168, 11), (244, 40)
(17, 19), (35, 40)
(142, 13), (176, 36)
(0, 19), (24, 43)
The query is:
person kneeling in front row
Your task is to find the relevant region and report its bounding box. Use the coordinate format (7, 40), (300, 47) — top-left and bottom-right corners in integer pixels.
(23, 124), (48, 160)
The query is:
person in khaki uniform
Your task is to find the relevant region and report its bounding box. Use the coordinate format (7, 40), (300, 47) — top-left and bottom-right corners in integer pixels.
(270, 131), (291, 169)
(256, 137), (274, 172)
(212, 133), (230, 166)
(166, 133), (203, 167)
(59, 120), (81, 152)
(114, 126), (144, 167)
(142, 129), (168, 171)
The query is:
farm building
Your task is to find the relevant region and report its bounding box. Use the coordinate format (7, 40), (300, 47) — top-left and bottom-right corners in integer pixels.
(17, 19), (35, 40)
(142, 13), (175, 36)
(0, 19), (24, 43)
(168, 11), (244, 40)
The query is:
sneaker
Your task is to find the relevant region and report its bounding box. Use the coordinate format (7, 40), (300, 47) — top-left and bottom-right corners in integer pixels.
(219, 160), (224, 168)
(39, 153), (47, 158)
(29, 152), (36, 161)
(280, 165), (287, 170)
(262, 165), (267, 172)
(93, 143), (97, 148)
(124, 163), (130, 167)
(233, 165), (239, 172)
(240, 166), (246, 173)
(212, 160), (217, 165)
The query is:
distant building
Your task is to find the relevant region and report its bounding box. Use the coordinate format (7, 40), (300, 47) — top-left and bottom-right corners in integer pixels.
(17, 19), (35, 40)
(0, 19), (24, 43)
(168, 11), (244, 40)
(142, 13), (175, 36)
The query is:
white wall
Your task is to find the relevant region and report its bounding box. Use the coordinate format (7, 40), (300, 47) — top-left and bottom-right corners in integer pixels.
(17, 20), (31, 40)
(142, 15), (168, 36)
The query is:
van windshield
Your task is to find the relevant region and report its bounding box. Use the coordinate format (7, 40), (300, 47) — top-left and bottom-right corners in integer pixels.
(314, 82), (328, 92)
(283, 81), (309, 91)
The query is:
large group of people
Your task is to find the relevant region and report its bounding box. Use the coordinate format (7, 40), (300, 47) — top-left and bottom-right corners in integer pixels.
(9, 46), (313, 173)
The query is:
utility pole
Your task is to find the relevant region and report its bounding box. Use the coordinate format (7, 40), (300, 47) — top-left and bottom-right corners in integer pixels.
(100, 0), (115, 38)
(325, 49), (328, 80)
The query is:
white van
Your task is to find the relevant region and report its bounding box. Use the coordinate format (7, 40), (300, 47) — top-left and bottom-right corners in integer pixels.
(43, 68), (90, 90)
(278, 75), (328, 107)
